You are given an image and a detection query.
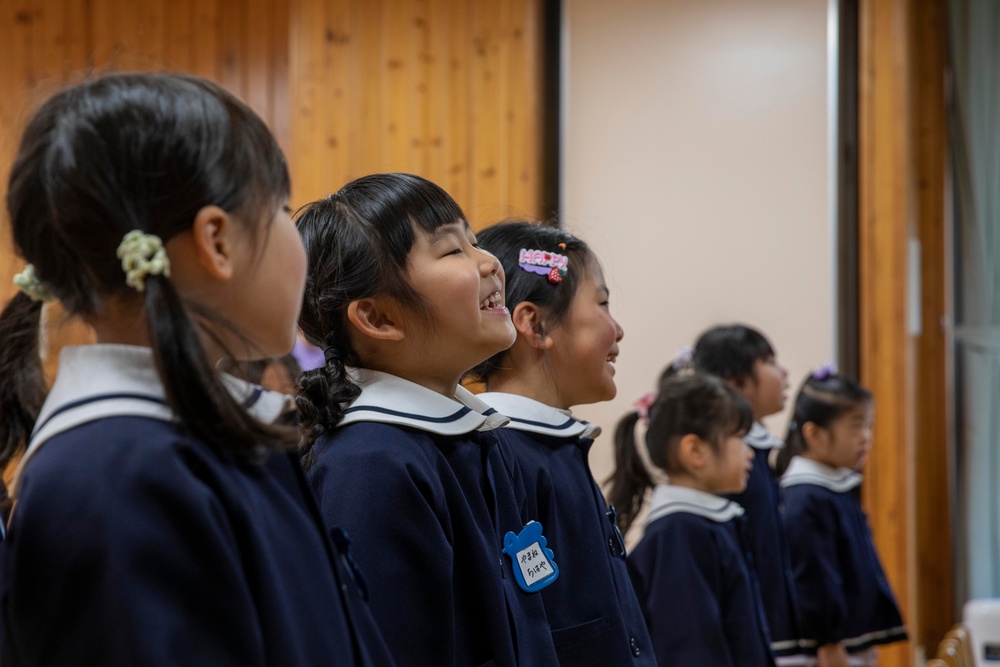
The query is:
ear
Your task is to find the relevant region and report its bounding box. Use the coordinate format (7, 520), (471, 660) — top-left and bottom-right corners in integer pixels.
(676, 433), (707, 470)
(190, 205), (236, 281)
(511, 302), (552, 350)
(801, 421), (826, 451)
(347, 298), (405, 342)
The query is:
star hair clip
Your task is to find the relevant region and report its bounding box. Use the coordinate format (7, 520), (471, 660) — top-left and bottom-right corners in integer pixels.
(519, 247), (568, 285)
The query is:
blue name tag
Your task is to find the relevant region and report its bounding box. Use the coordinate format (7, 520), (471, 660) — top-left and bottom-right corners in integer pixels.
(502, 520), (559, 593)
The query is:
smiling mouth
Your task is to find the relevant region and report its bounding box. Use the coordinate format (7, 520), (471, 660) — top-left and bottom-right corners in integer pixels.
(480, 291), (505, 311)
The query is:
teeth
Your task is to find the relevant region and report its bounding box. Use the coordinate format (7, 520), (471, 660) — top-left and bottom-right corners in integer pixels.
(481, 291), (503, 309)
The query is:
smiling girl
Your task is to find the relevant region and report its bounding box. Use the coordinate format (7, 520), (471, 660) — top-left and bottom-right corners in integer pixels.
(467, 221), (653, 666)
(294, 174), (559, 667)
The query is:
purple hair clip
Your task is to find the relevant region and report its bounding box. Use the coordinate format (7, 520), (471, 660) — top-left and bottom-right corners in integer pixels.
(670, 345), (694, 373)
(811, 362), (838, 381)
(633, 391), (657, 425)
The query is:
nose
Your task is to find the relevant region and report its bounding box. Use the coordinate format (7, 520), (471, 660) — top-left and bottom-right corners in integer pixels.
(479, 247), (502, 278)
(614, 317), (624, 342)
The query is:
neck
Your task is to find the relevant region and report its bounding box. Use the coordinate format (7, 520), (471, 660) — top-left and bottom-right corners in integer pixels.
(366, 357), (463, 398)
(485, 347), (569, 410)
(665, 473), (711, 494)
(801, 451), (836, 468)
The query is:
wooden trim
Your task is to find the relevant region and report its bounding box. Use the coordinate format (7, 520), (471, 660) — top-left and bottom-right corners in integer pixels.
(858, 0), (915, 665)
(911, 0), (953, 651)
(858, 0), (952, 663)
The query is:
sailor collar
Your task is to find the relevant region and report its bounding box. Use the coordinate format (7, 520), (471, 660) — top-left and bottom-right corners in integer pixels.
(339, 368), (509, 436)
(477, 392), (600, 439)
(13, 344), (291, 494)
(780, 456), (863, 492)
(646, 484), (745, 525)
(745, 421), (784, 451)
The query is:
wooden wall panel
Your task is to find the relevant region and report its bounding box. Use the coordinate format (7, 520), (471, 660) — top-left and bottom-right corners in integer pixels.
(859, 0), (914, 664)
(858, 0), (951, 663)
(0, 0), (549, 362)
(287, 0), (546, 227)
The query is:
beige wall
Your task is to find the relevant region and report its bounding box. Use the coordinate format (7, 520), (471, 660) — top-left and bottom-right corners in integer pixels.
(562, 0), (833, 497)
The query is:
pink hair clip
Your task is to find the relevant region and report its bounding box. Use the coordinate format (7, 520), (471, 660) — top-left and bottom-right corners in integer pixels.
(633, 391), (657, 425)
(519, 248), (568, 285)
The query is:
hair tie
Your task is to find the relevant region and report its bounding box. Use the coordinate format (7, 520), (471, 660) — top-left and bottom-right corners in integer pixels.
(633, 391), (657, 426)
(670, 345), (694, 373)
(811, 362), (838, 381)
(12, 264), (55, 303)
(117, 230), (170, 292)
(518, 247), (569, 285)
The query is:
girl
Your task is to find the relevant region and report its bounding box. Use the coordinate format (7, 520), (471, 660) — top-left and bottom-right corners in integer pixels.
(610, 372), (774, 666)
(777, 368), (907, 666)
(469, 221), (655, 666)
(0, 73), (394, 666)
(295, 175), (559, 666)
(693, 324), (807, 661)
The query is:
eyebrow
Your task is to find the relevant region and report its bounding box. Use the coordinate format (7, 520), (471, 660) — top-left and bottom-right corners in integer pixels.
(428, 221), (469, 241)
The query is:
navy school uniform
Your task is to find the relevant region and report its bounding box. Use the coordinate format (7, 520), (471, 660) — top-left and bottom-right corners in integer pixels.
(781, 457), (907, 654)
(306, 370), (560, 667)
(0, 344), (395, 667)
(478, 392), (656, 667)
(725, 422), (806, 659)
(627, 485), (775, 667)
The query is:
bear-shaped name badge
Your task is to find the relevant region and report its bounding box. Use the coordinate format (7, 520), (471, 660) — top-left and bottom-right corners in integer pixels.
(502, 521), (559, 593)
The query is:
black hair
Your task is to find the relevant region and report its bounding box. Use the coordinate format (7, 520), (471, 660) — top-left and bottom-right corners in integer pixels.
(467, 219), (598, 382)
(607, 372), (753, 534)
(775, 372), (873, 476)
(0, 72), (295, 467)
(693, 324), (776, 387)
(295, 173), (466, 464)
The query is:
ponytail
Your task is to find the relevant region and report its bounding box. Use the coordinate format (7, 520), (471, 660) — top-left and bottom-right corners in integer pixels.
(0, 292), (46, 467)
(606, 411), (656, 535)
(144, 277), (298, 461)
(775, 419), (804, 477)
(296, 343), (361, 469)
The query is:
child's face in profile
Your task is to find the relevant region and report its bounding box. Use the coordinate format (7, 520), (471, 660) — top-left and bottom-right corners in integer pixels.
(702, 432), (754, 495)
(743, 356), (788, 420)
(814, 403), (874, 471)
(404, 221), (516, 378)
(545, 261), (624, 409)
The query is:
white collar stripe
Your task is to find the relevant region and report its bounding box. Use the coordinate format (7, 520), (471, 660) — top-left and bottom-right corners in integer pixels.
(476, 392), (601, 439)
(32, 392), (166, 438)
(506, 415), (578, 430)
(343, 404), (472, 423)
(645, 484), (745, 525)
(780, 456), (863, 492)
(337, 370), (509, 435)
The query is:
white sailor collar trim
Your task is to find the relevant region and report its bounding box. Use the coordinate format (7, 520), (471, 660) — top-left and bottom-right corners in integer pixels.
(780, 456), (862, 492)
(646, 484), (745, 525)
(339, 368), (509, 435)
(746, 421), (784, 450)
(13, 344), (292, 495)
(477, 392), (600, 439)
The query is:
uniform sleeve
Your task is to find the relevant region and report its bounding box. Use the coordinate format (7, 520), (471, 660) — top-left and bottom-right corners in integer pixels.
(2, 437), (265, 667)
(308, 432), (458, 664)
(627, 524), (737, 667)
(784, 490), (848, 646)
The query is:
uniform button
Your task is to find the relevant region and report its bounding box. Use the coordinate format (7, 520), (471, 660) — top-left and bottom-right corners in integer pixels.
(630, 636), (640, 657)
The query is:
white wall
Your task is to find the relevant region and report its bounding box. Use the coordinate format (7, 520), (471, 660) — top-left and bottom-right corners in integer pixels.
(562, 0), (834, 491)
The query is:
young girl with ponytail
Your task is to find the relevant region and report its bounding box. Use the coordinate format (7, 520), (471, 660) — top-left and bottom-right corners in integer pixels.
(777, 367), (906, 667)
(0, 72), (393, 666)
(295, 174), (559, 667)
(609, 372), (775, 666)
